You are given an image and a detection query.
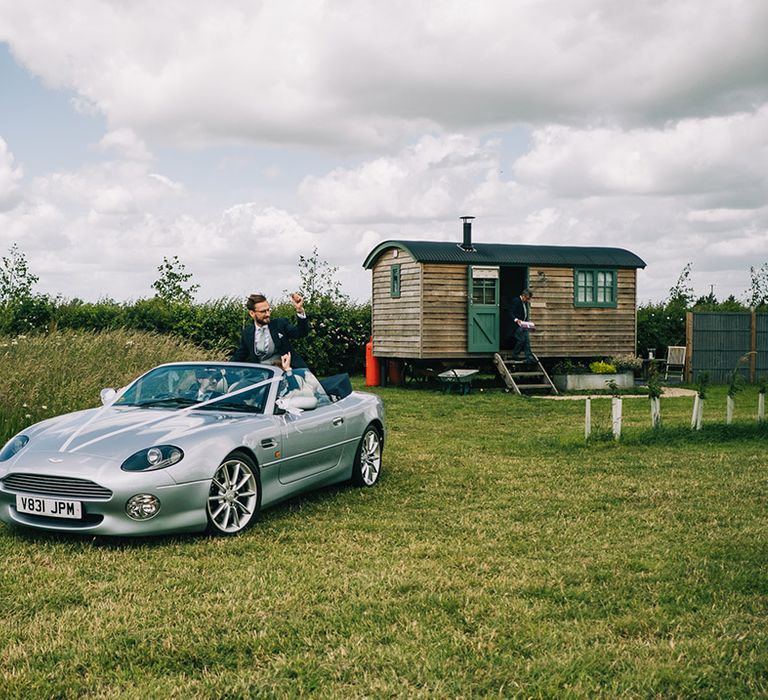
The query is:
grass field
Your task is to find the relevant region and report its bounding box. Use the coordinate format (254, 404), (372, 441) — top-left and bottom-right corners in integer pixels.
(1, 332), (767, 698)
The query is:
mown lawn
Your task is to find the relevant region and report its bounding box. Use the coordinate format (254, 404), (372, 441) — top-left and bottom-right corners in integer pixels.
(1, 332), (767, 697)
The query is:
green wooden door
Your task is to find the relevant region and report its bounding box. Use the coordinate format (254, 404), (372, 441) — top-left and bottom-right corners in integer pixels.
(467, 266), (500, 353)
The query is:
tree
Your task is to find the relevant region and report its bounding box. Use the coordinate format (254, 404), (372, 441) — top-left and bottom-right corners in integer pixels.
(746, 262), (768, 308)
(668, 261), (694, 307)
(277, 248), (370, 375)
(0, 243), (39, 303)
(293, 247), (348, 305)
(692, 290), (717, 308)
(151, 255), (200, 304)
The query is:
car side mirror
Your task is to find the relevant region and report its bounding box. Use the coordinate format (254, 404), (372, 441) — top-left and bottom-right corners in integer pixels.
(100, 388), (117, 406)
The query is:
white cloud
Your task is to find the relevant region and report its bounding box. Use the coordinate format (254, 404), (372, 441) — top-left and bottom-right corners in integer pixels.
(299, 134), (510, 222)
(513, 108), (768, 202)
(355, 229), (381, 257)
(98, 128), (153, 162)
(686, 209), (757, 225)
(30, 159), (184, 216)
(1, 113), (765, 305)
(708, 229), (768, 259)
(0, 137), (23, 210)
(1, 1), (766, 148)
(0, 1), (766, 306)
(218, 204), (317, 258)
(147, 173), (184, 194)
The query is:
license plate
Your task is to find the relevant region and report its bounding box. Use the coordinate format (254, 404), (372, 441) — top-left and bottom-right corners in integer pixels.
(16, 495), (83, 519)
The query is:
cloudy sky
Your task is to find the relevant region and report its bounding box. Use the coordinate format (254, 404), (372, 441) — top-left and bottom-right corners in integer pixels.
(0, 1), (766, 305)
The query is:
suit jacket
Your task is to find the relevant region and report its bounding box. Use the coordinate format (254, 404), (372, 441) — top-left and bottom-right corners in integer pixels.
(509, 296), (530, 324)
(230, 315), (310, 368)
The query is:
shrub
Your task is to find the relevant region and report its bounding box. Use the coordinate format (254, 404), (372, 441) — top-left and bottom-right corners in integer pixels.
(610, 354), (643, 372)
(589, 361), (617, 374)
(286, 297), (371, 376)
(54, 298), (126, 331)
(0, 294), (56, 335)
(0, 291), (370, 377)
(636, 301), (686, 359)
(647, 366), (664, 399)
(696, 372), (710, 399)
(551, 359), (588, 375)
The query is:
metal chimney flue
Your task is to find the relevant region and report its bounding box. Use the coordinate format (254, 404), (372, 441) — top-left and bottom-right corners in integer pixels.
(460, 215), (475, 251)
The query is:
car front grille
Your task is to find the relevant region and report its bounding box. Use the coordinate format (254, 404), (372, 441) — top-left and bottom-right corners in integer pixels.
(2, 473), (113, 500)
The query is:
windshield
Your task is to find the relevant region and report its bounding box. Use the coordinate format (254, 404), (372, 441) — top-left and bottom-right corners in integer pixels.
(115, 364), (276, 414)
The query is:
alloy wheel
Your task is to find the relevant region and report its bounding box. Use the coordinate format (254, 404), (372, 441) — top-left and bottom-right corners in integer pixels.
(207, 456), (259, 534)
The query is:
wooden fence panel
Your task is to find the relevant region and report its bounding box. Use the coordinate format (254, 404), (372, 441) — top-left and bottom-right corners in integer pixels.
(690, 312), (766, 383)
(757, 313), (768, 379)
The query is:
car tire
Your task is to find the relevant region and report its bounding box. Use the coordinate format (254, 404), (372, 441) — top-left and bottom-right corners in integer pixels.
(206, 451), (261, 535)
(351, 425), (383, 487)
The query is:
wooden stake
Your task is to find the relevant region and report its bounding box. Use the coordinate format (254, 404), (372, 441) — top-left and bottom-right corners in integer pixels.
(585, 398), (591, 439)
(696, 398), (704, 430)
(612, 397), (622, 440)
(650, 397), (661, 429)
(691, 395), (699, 429)
(759, 393), (765, 423)
(726, 395), (734, 425)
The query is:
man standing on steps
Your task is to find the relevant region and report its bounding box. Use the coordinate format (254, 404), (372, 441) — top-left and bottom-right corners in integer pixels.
(509, 288), (536, 363)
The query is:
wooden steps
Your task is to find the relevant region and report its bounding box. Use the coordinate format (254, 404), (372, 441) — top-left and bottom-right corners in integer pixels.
(493, 353), (558, 395)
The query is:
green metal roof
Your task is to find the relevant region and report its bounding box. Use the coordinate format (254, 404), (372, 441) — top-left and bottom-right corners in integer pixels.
(363, 240), (646, 269)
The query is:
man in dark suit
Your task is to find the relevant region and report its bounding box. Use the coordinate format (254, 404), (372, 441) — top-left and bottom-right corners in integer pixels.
(509, 288), (536, 363)
(230, 292), (310, 368)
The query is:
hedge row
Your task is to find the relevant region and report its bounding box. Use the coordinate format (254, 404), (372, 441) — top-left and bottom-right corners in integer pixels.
(0, 295), (372, 376)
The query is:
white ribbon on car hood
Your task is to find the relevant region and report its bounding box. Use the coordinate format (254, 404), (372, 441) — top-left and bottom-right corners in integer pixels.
(60, 376), (282, 454)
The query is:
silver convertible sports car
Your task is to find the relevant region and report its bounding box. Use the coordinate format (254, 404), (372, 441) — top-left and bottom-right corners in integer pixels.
(0, 362), (384, 536)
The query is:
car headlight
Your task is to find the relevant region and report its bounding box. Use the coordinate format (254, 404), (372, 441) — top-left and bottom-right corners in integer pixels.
(0, 434), (29, 462)
(121, 445), (184, 472)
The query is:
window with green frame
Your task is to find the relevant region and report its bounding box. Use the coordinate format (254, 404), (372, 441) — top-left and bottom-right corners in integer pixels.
(390, 264), (401, 298)
(574, 268), (617, 307)
(471, 277), (497, 305)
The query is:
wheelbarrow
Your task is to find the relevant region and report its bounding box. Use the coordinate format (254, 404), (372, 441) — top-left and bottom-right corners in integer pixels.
(437, 368), (479, 395)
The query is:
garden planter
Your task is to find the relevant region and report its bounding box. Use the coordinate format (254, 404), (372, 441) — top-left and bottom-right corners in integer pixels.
(552, 371), (634, 392)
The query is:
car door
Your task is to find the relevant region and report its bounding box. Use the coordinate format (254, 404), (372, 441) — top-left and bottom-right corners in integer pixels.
(277, 402), (348, 484)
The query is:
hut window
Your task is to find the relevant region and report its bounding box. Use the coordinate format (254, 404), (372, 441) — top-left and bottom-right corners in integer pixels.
(390, 264), (401, 298)
(574, 269), (617, 308)
(472, 278), (497, 305)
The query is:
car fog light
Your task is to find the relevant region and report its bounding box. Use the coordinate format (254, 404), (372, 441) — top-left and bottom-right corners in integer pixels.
(126, 494), (161, 520)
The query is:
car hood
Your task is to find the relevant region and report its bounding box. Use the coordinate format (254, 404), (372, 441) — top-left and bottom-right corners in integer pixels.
(16, 405), (259, 461)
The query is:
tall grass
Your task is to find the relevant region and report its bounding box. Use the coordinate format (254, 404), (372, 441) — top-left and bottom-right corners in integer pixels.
(0, 330), (221, 444)
(0, 332), (766, 697)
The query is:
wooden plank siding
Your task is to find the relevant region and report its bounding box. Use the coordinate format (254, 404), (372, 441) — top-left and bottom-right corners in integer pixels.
(371, 257), (638, 359)
(528, 266), (637, 357)
(421, 264), (468, 358)
(370, 250), (423, 357)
